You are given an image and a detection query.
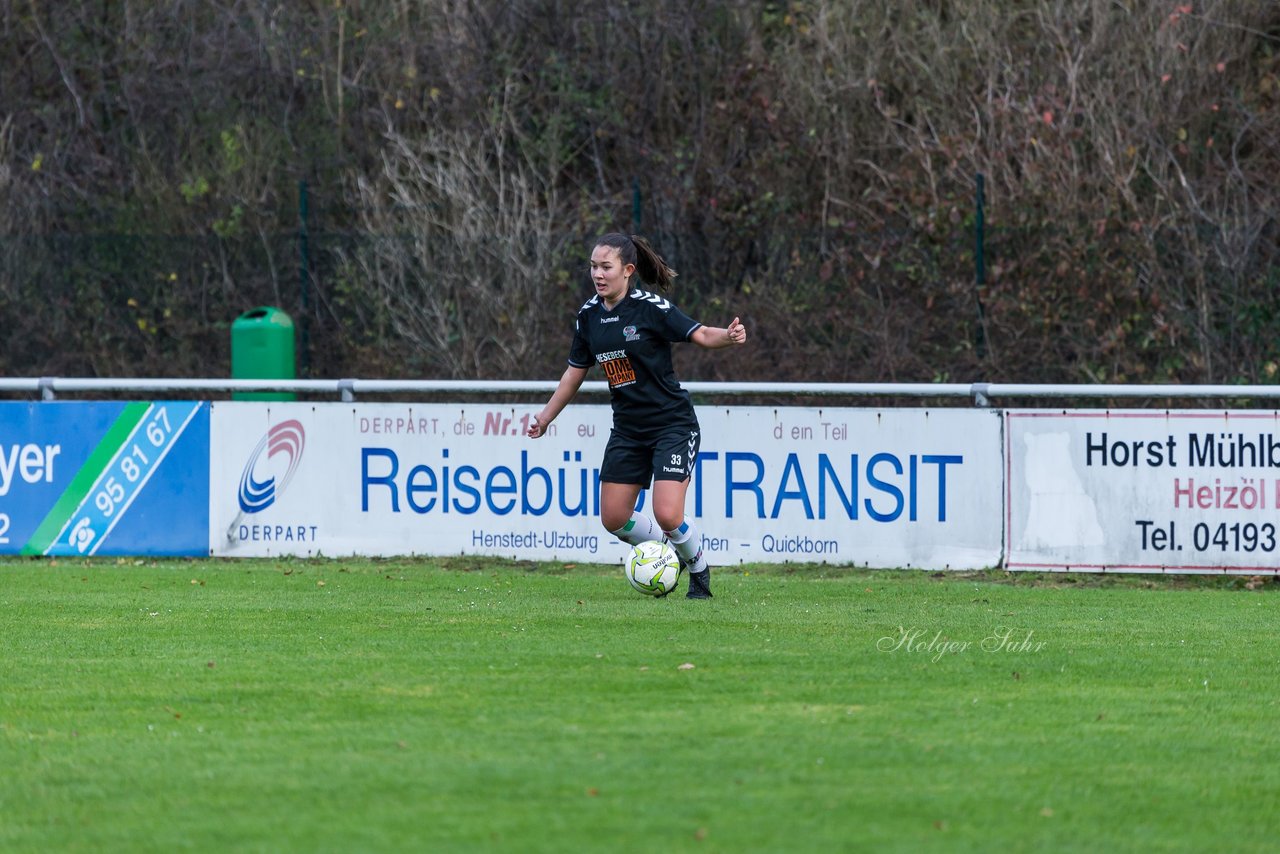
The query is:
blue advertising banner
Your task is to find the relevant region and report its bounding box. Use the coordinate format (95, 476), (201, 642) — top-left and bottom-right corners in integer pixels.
(0, 402), (209, 556)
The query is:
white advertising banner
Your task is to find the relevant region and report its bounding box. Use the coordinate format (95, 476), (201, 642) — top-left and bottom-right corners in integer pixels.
(1006, 410), (1280, 573)
(209, 403), (1003, 568)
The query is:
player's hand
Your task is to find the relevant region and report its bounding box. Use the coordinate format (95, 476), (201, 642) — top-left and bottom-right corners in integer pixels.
(727, 316), (747, 345)
(527, 414), (547, 439)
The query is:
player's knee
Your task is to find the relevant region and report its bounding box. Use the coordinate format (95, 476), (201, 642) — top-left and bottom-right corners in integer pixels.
(654, 510), (683, 533)
(600, 512), (630, 534)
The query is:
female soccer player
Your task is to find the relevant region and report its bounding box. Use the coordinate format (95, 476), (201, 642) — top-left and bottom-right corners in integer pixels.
(526, 233), (748, 598)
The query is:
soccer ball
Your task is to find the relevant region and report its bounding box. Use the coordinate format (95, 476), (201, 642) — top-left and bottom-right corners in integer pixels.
(624, 540), (682, 596)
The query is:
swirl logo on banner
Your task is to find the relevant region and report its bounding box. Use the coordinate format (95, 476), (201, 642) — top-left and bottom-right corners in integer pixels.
(237, 419), (305, 513)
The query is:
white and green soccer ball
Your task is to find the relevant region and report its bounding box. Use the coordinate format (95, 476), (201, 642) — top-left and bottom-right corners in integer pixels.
(624, 540), (682, 596)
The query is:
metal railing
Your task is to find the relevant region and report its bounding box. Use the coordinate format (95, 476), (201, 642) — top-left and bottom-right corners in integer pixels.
(4, 377), (1280, 405)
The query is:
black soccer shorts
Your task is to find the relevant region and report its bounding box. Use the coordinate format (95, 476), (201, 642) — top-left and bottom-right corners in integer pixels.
(599, 426), (701, 486)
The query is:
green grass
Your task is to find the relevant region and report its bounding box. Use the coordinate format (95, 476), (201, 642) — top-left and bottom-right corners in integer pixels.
(2, 558), (1279, 853)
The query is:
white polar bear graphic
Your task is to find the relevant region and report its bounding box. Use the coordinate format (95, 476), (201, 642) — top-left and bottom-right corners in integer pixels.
(1019, 431), (1105, 549)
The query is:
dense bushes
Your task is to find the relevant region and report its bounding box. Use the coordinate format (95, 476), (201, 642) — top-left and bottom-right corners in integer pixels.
(1, 1), (1276, 384)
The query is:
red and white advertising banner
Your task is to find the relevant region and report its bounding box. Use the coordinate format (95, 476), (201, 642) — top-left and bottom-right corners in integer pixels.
(209, 403), (1003, 569)
(1006, 410), (1280, 573)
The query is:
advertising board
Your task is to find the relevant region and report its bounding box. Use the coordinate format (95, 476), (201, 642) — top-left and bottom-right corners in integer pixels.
(0, 401), (208, 556)
(1006, 410), (1280, 572)
(209, 403), (1003, 568)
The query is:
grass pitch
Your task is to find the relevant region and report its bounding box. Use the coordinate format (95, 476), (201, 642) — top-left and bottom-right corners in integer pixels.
(2, 558), (1279, 852)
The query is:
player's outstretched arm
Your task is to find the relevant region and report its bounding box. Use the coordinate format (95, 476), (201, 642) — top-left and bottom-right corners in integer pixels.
(691, 316), (748, 350)
(527, 365), (589, 438)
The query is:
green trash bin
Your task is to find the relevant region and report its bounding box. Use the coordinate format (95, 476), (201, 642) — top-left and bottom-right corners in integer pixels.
(231, 306), (296, 401)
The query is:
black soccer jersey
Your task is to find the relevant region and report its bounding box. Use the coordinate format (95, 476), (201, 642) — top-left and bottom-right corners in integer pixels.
(567, 288), (703, 435)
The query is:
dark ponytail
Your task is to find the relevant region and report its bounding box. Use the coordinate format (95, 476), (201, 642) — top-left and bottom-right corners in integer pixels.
(594, 233), (678, 292)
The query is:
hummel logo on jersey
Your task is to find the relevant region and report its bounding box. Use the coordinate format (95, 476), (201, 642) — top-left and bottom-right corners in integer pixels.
(630, 289), (671, 310)
(600, 315), (620, 323)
